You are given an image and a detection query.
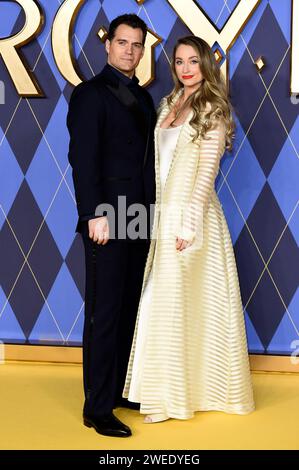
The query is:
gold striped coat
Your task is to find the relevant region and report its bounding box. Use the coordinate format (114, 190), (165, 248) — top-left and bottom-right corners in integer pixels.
(123, 93), (255, 418)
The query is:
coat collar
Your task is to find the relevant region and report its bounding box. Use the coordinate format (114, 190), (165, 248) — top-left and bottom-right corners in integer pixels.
(105, 64), (139, 87)
(97, 64), (138, 88)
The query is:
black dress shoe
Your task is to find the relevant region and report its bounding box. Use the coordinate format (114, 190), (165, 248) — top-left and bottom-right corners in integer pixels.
(83, 412), (132, 437)
(114, 397), (140, 410)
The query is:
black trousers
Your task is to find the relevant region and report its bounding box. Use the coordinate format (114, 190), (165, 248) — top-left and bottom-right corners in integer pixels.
(81, 224), (149, 417)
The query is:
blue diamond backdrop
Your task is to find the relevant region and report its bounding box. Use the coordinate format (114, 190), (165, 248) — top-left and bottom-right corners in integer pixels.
(0, 0), (298, 354)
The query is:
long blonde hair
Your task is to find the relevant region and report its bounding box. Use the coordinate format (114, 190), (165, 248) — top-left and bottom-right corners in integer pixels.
(167, 36), (235, 151)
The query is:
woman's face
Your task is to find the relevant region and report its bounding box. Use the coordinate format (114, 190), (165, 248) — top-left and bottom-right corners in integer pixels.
(174, 44), (203, 89)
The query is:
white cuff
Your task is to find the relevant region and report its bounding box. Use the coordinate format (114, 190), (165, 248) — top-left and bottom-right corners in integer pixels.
(176, 227), (196, 243)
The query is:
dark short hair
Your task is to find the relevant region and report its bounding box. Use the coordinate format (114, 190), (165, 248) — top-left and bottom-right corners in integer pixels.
(107, 14), (147, 45)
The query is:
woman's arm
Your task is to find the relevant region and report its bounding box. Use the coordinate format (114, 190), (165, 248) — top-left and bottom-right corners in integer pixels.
(177, 118), (226, 246)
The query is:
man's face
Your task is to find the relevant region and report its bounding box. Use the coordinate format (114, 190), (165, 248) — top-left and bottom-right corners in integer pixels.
(105, 24), (145, 77)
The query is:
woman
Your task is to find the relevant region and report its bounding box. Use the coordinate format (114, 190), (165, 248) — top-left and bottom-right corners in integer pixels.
(123, 36), (255, 423)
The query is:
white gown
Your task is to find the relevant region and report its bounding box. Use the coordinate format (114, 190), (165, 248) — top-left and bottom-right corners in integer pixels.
(127, 125), (182, 402)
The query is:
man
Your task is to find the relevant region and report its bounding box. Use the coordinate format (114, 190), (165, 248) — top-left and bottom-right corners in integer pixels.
(67, 14), (156, 438)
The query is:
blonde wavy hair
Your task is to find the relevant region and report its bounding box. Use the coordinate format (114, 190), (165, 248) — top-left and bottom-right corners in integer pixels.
(167, 36), (235, 151)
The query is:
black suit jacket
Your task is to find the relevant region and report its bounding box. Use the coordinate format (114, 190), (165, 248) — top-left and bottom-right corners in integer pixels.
(67, 65), (156, 238)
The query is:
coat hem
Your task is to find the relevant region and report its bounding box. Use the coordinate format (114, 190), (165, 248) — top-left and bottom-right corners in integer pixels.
(137, 403), (255, 419)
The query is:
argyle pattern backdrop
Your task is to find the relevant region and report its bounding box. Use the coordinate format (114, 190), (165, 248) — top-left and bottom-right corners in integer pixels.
(0, 0), (298, 355)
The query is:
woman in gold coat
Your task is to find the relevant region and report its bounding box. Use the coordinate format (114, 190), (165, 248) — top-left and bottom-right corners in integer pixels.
(123, 36), (255, 423)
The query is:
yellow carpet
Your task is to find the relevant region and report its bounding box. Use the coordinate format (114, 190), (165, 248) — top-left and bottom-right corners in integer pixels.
(0, 361), (298, 450)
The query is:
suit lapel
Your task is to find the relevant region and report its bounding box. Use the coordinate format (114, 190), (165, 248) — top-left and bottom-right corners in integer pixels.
(105, 80), (138, 110)
(99, 66), (148, 139)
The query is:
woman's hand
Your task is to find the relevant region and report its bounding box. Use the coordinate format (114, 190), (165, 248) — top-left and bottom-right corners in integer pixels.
(88, 216), (109, 245)
(176, 236), (192, 251)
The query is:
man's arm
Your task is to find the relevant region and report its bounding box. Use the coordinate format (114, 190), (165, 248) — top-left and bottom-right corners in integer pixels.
(67, 82), (104, 221)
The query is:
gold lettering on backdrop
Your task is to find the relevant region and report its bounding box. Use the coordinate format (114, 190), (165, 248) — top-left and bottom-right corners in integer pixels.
(167, 0), (261, 80)
(52, 0), (85, 87)
(291, 0), (299, 95)
(0, 0), (44, 96)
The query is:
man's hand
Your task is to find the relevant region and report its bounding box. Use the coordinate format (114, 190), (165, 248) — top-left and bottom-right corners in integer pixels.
(88, 217), (109, 245)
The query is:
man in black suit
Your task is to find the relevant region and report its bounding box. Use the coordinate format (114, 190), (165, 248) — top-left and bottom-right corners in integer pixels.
(67, 14), (156, 438)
